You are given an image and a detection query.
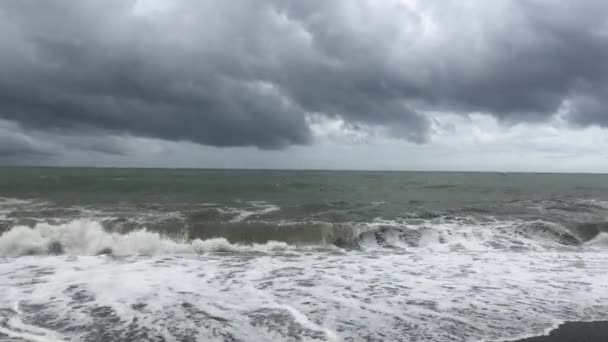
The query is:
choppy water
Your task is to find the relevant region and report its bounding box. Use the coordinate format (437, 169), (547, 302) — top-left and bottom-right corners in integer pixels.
(1, 168), (608, 341)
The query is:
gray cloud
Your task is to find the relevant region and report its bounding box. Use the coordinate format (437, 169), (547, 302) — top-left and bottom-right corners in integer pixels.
(0, 0), (607, 157)
(0, 120), (134, 166)
(0, 136), (51, 158)
(0, 121), (54, 158)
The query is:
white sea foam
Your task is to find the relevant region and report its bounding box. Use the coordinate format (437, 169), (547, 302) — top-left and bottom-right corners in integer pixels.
(586, 232), (608, 246)
(223, 201), (281, 222)
(577, 198), (608, 210)
(0, 197), (35, 206)
(0, 300), (64, 342)
(1, 215), (605, 258)
(0, 220), (291, 257)
(0, 216), (606, 341)
(1, 250), (607, 341)
(0, 197), (40, 221)
(349, 217), (591, 252)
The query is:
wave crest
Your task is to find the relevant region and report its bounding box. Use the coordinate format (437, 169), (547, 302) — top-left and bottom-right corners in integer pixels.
(0, 220), (293, 257)
(1, 217), (606, 257)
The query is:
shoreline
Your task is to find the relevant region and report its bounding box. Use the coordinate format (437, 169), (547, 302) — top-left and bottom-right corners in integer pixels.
(510, 321), (608, 342)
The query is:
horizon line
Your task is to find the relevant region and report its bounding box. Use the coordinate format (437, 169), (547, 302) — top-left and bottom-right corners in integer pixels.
(0, 165), (607, 175)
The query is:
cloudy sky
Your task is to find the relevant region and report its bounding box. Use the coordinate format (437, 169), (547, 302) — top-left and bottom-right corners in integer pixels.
(1, 0), (607, 172)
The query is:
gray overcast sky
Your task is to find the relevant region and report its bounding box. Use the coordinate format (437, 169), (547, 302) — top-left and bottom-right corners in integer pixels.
(1, 0), (608, 172)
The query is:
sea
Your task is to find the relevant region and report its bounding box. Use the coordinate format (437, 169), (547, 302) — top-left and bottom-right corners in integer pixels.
(0, 168), (607, 342)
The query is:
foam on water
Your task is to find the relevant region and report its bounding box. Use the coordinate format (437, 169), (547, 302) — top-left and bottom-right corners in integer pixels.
(346, 217), (594, 252)
(577, 199), (608, 211)
(0, 220), (293, 257)
(1, 250), (608, 341)
(586, 232), (608, 247)
(0, 300), (64, 342)
(0, 197), (39, 221)
(0, 209), (607, 341)
(1, 215), (606, 258)
(0, 197), (35, 207)
(223, 201), (281, 222)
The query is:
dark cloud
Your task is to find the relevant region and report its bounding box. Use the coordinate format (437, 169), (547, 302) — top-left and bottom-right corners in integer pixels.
(0, 122), (55, 158)
(0, 137), (51, 158)
(0, 120), (132, 164)
(0, 0), (607, 156)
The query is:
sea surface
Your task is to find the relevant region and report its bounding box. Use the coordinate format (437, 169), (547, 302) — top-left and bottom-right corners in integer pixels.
(1, 168), (608, 341)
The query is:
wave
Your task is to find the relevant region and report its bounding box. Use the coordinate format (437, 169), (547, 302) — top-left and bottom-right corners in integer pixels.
(0, 220), (293, 257)
(585, 232), (608, 247)
(221, 201), (281, 222)
(344, 219), (592, 251)
(1, 216), (606, 257)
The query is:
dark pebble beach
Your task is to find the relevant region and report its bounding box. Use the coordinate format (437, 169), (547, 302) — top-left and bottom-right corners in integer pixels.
(512, 321), (608, 342)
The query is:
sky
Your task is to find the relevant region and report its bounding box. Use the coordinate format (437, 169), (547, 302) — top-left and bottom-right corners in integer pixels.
(1, 0), (608, 172)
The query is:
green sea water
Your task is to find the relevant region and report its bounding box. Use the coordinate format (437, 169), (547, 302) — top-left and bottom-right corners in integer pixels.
(2, 167), (608, 211)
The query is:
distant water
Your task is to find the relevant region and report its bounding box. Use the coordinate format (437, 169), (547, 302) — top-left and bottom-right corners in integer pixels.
(1, 168), (608, 341)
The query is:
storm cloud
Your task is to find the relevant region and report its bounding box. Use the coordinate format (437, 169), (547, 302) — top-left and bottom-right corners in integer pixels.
(0, 0), (607, 154)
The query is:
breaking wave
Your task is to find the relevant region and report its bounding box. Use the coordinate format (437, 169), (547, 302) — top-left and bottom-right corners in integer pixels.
(1, 216), (606, 257)
(586, 232), (608, 247)
(0, 220), (292, 257)
(343, 219), (597, 251)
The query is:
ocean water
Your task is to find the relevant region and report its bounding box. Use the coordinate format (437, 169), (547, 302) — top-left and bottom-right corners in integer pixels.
(1, 168), (608, 341)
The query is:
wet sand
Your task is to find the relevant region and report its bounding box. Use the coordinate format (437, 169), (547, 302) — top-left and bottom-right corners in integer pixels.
(513, 321), (608, 342)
